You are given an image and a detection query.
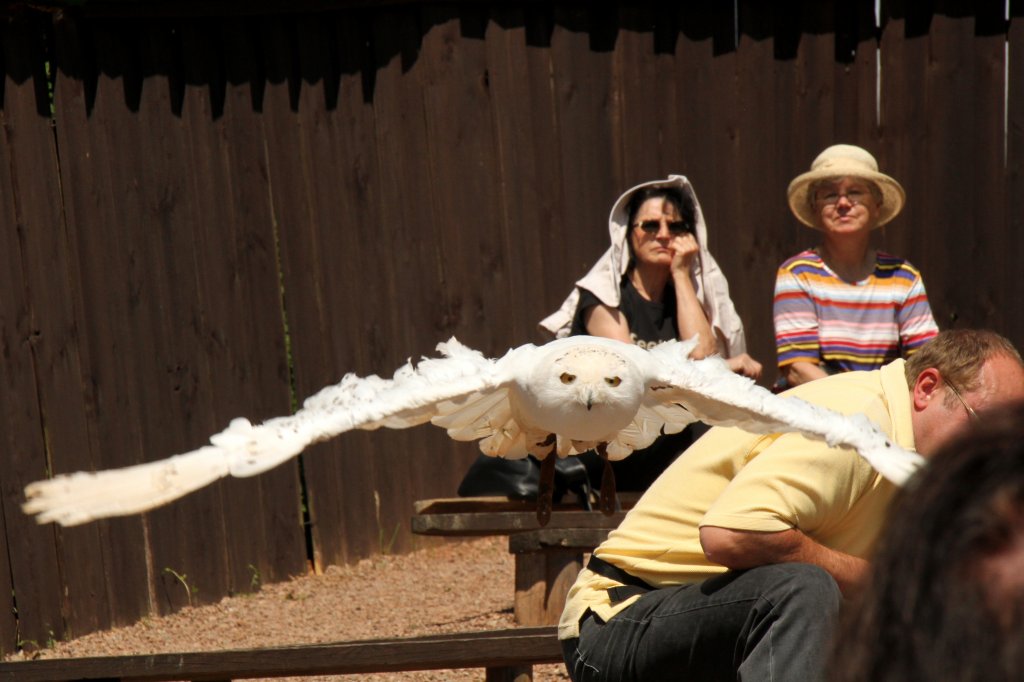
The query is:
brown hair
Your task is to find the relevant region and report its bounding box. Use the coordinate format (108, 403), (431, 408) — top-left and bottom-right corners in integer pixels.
(623, 186), (698, 272)
(904, 330), (1022, 409)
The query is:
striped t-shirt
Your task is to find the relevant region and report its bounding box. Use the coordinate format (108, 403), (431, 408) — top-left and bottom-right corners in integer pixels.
(773, 249), (938, 373)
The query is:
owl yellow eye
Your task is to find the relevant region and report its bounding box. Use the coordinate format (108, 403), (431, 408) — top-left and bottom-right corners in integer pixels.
(560, 372), (576, 384)
(605, 376), (622, 387)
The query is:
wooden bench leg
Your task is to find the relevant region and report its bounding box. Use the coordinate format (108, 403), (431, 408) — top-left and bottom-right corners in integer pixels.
(486, 664), (534, 682)
(512, 546), (585, 626)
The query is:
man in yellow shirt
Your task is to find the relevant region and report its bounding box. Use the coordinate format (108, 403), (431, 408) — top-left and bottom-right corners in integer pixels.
(559, 329), (1024, 682)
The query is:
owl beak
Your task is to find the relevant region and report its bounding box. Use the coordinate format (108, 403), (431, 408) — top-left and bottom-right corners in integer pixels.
(585, 390), (594, 411)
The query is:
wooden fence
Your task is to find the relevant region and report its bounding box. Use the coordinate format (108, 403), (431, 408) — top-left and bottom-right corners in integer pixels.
(2, 0), (1022, 654)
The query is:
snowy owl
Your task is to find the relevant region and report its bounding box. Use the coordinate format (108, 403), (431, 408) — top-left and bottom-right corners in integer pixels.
(22, 336), (924, 527)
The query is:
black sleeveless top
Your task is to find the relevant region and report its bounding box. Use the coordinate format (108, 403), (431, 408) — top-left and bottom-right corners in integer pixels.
(570, 276), (678, 347)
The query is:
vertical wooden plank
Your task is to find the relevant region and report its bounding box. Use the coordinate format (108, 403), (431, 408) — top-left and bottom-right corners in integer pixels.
(879, 2), (939, 322)
(383, 5), (507, 551)
(334, 5), (465, 559)
(50, 10), (155, 638)
(52, 14), (242, 627)
(374, 4), (513, 553)
(690, 1), (785, 375)
(880, 1), (1005, 333)
(258, 9), (462, 568)
(0, 510), (11, 655)
(966, 4), (1010, 334)
(1007, 0), (1024, 348)
(178, 16), (306, 592)
(417, 4), (509, 351)
(730, 1), (793, 375)
(366, 6), (439, 357)
(512, 548), (582, 626)
(672, 1), (722, 220)
(673, 2), (782, 369)
(674, 2), (719, 176)
(410, 2), (513, 504)
(613, 4), (680, 184)
(832, 0), (879, 143)
(112, 16), (235, 616)
(51, 14), (163, 632)
(547, 6), (621, 281)
(365, 6), (434, 555)
(18, 13), (144, 643)
(0, 12), (69, 650)
(768, 0), (877, 184)
(257, 13), (360, 567)
(50, 10), (305, 632)
(264, 11), (390, 569)
(494, 4), (628, 350)
(876, 0), (928, 275)
(485, 5), (577, 338)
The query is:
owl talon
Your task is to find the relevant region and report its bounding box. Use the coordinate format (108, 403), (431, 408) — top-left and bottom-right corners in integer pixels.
(536, 453), (557, 526)
(597, 443), (617, 515)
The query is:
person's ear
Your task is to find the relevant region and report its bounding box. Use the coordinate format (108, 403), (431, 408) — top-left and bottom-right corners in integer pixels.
(912, 368), (942, 412)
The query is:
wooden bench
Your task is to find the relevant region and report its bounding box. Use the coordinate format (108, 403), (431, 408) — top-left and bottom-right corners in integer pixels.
(412, 496), (636, 625)
(0, 625), (561, 681)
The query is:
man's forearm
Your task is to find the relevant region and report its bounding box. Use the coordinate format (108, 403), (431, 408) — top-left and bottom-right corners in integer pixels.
(700, 526), (867, 595)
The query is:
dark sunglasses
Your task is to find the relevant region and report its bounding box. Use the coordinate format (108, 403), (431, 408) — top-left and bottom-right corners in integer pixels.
(634, 219), (693, 236)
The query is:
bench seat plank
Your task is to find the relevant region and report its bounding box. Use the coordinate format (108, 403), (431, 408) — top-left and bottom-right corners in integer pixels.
(0, 626), (562, 682)
(413, 494), (640, 516)
(412, 509), (627, 536)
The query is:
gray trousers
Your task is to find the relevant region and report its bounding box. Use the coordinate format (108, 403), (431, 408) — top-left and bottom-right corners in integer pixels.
(560, 563), (841, 682)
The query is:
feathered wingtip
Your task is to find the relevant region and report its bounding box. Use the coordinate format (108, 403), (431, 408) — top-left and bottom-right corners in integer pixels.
(838, 412), (925, 486)
(22, 443), (233, 526)
(434, 336), (488, 360)
(646, 336), (703, 363)
(647, 337), (925, 487)
(436, 336), (466, 355)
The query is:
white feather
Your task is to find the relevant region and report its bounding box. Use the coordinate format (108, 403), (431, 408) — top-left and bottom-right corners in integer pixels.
(22, 336), (924, 526)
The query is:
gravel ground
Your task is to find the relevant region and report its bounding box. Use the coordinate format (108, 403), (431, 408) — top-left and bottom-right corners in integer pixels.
(6, 536), (573, 681)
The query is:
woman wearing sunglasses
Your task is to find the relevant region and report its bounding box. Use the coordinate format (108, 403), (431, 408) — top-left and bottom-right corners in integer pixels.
(538, 175), (761, 490)
(541, 175), (760, 376)
(774, 145), (938, 389)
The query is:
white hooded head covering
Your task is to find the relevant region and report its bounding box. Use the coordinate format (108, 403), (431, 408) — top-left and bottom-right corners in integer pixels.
(538, 175), (748, 357)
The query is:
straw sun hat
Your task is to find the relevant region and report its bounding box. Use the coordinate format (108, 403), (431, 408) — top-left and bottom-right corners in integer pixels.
(787, 144), (905, 229)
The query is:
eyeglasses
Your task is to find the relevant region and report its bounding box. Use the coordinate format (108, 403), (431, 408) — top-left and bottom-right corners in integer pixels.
(634, 219), (693, 236)
(815, 189), (870, 207)
(944, 377), (980, 422)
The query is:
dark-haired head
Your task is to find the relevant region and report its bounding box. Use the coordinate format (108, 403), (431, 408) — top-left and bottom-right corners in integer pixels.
(625, 186), (696, 232)
(623, 187), (697, 270)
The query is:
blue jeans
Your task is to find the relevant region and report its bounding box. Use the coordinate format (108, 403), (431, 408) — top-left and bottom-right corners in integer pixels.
(560, 563), (841, 682)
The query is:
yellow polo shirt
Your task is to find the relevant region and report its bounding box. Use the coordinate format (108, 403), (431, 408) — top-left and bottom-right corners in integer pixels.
(558, 360), (913, 640)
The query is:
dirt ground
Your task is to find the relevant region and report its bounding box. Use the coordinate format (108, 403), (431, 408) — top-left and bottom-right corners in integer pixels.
(5, 535), (573, 681)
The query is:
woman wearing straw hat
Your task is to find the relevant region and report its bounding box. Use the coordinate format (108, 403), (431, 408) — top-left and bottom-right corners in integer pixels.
(773, 144), (938, 389)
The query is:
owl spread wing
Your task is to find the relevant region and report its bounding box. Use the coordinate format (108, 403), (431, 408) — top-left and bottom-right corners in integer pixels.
(22, 338), (522, 527)
(639, 341), (925, 486)
(22, 335), (925, 527)
(377, 341), (547, 459)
